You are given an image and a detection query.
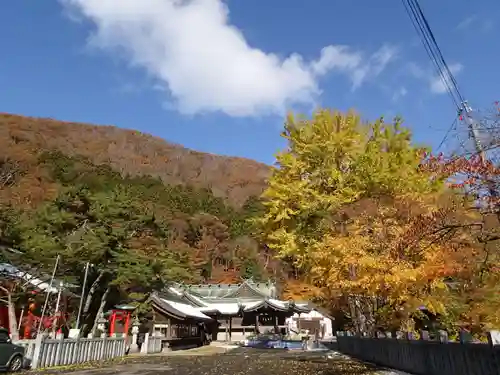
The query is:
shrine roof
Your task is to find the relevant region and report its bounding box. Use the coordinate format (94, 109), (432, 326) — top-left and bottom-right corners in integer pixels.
(113, 304), (136, 311)
(153, 279), (311, 316)
(198, 303), (240, 315)
(173, 278), (278, 300)
(243, 299), (311, 313)
(150, 293), (212, 321)
(153, 291), (310, 316)
(0, 262), (76, 295)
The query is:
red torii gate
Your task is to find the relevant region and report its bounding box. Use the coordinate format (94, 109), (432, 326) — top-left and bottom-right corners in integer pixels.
(108, 305), (136, 337)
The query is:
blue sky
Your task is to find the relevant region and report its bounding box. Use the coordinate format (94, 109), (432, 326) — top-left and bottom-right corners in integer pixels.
(1, 0), (498, 164)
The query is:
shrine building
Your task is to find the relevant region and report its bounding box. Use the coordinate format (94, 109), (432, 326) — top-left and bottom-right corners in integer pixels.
(147, 278), (334, 345)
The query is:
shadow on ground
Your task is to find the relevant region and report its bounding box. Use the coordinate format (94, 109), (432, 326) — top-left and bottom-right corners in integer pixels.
(30, 348), (386, 375)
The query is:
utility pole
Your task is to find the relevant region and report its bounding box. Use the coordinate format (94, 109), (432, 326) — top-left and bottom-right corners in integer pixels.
(37, 255), (60, 336)
(460, 101), (498, 199)
(51, 281), (64, 338)
(461, 101), (486, 161)
(75, 262), (90, 330)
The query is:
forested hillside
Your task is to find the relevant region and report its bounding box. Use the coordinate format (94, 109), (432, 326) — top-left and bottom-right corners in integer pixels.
(0, 113), (270, 207)
(0, 113), (309, 299)
(2, 109), (500, 338)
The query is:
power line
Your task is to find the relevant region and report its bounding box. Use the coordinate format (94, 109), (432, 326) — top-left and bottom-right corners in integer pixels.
(401, 0), (480, 155)
(435, 117), (457, 153)
(401, 0), (463, 112)
(411, 0), (465, 105)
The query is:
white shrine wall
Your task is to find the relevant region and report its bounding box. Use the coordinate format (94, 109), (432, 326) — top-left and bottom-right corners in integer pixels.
(286, 309), (333, 339)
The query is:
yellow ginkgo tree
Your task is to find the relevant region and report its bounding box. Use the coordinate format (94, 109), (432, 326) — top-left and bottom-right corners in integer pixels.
(257, 109), (464, 333)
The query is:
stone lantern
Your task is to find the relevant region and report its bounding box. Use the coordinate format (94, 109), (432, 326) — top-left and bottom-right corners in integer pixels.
(131, 317), (141, 353)
(97, 315), (107, 337)
(132, 317), (140, 335)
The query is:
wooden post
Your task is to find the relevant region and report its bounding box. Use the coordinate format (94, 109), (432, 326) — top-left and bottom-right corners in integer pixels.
(438, 330), (448, 343)
(229, 317), (232, 342)
(420, 330), (430, 341)
(141, 333), (149, 354)
(254, 313), (259, 334)
(459, 329), (472, 343)
(166, 318), (172, 339)
(225, 318), (229, 341)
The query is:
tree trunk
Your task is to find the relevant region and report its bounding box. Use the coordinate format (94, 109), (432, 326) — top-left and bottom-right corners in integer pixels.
(82, 271), (105, 317)
(365, 297), (376, 334)
(91, 286), (110, 336)
(0, 286), (19, 341)
(355, 297), (366, 334)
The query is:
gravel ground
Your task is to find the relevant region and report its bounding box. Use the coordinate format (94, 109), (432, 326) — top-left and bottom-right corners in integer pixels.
(30, 348), (406, 375)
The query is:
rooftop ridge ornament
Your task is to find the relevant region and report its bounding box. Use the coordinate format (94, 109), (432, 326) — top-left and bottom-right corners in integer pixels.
(266, 278), (276, 286)
(241, 276), (254, 284)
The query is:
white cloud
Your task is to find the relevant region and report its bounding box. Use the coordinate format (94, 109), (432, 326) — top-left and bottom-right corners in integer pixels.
(456, 15), (494, 33)
(429, 63), (463, 94)
(406, 62), (425, 79)
(61, 0), (396, 117)
(456, 15), (477, 30)
(406, 61), (463, 95)
(391, 86), (407, 102)
(350, 45), (398, 91)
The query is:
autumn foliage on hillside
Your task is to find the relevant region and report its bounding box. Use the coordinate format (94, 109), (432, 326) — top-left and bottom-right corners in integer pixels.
(258, 109), (500, 335)
(0, 113), (304, 337)
(0, 112), (289, 280)
(0, 113), (270, 207)
(3, 109), (499, 337)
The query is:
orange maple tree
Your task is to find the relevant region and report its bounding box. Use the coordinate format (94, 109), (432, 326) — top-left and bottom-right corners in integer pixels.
(422, 152), (500, 332)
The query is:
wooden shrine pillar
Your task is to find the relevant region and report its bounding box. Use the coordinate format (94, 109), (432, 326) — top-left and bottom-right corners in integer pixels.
(166, 318), (172, 339)
(274, 314), (279, 334)
(229, 317), (232, 341)
(123, 311), (131, 336)
(254, 313), (259, 334)
(224, 318), (229, 341)
(109, 311), (117, 336)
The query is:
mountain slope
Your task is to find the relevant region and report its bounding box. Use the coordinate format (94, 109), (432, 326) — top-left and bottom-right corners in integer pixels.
(0, 113), (270, 206)
(0, 113), (312, 299)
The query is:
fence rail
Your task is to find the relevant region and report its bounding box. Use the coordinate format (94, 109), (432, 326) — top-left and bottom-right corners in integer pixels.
(337, 332), (500, 375)
(15, 336), (127, 369)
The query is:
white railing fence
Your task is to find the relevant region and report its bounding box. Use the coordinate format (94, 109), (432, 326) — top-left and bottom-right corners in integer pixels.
(141, 333), (163, 354)
(15, 336), (127, 369)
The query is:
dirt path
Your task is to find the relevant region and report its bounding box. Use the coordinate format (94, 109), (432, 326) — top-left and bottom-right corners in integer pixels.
(32, 349), (400, 375)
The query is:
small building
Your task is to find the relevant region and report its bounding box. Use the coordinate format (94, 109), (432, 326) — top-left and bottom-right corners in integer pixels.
(149, 279), (328, 344)
(286, 305), (335, 339)
(148, 289), (215, 349)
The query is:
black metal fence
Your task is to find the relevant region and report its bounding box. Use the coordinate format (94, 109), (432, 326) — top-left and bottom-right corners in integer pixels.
(337, 332), (500, 375)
